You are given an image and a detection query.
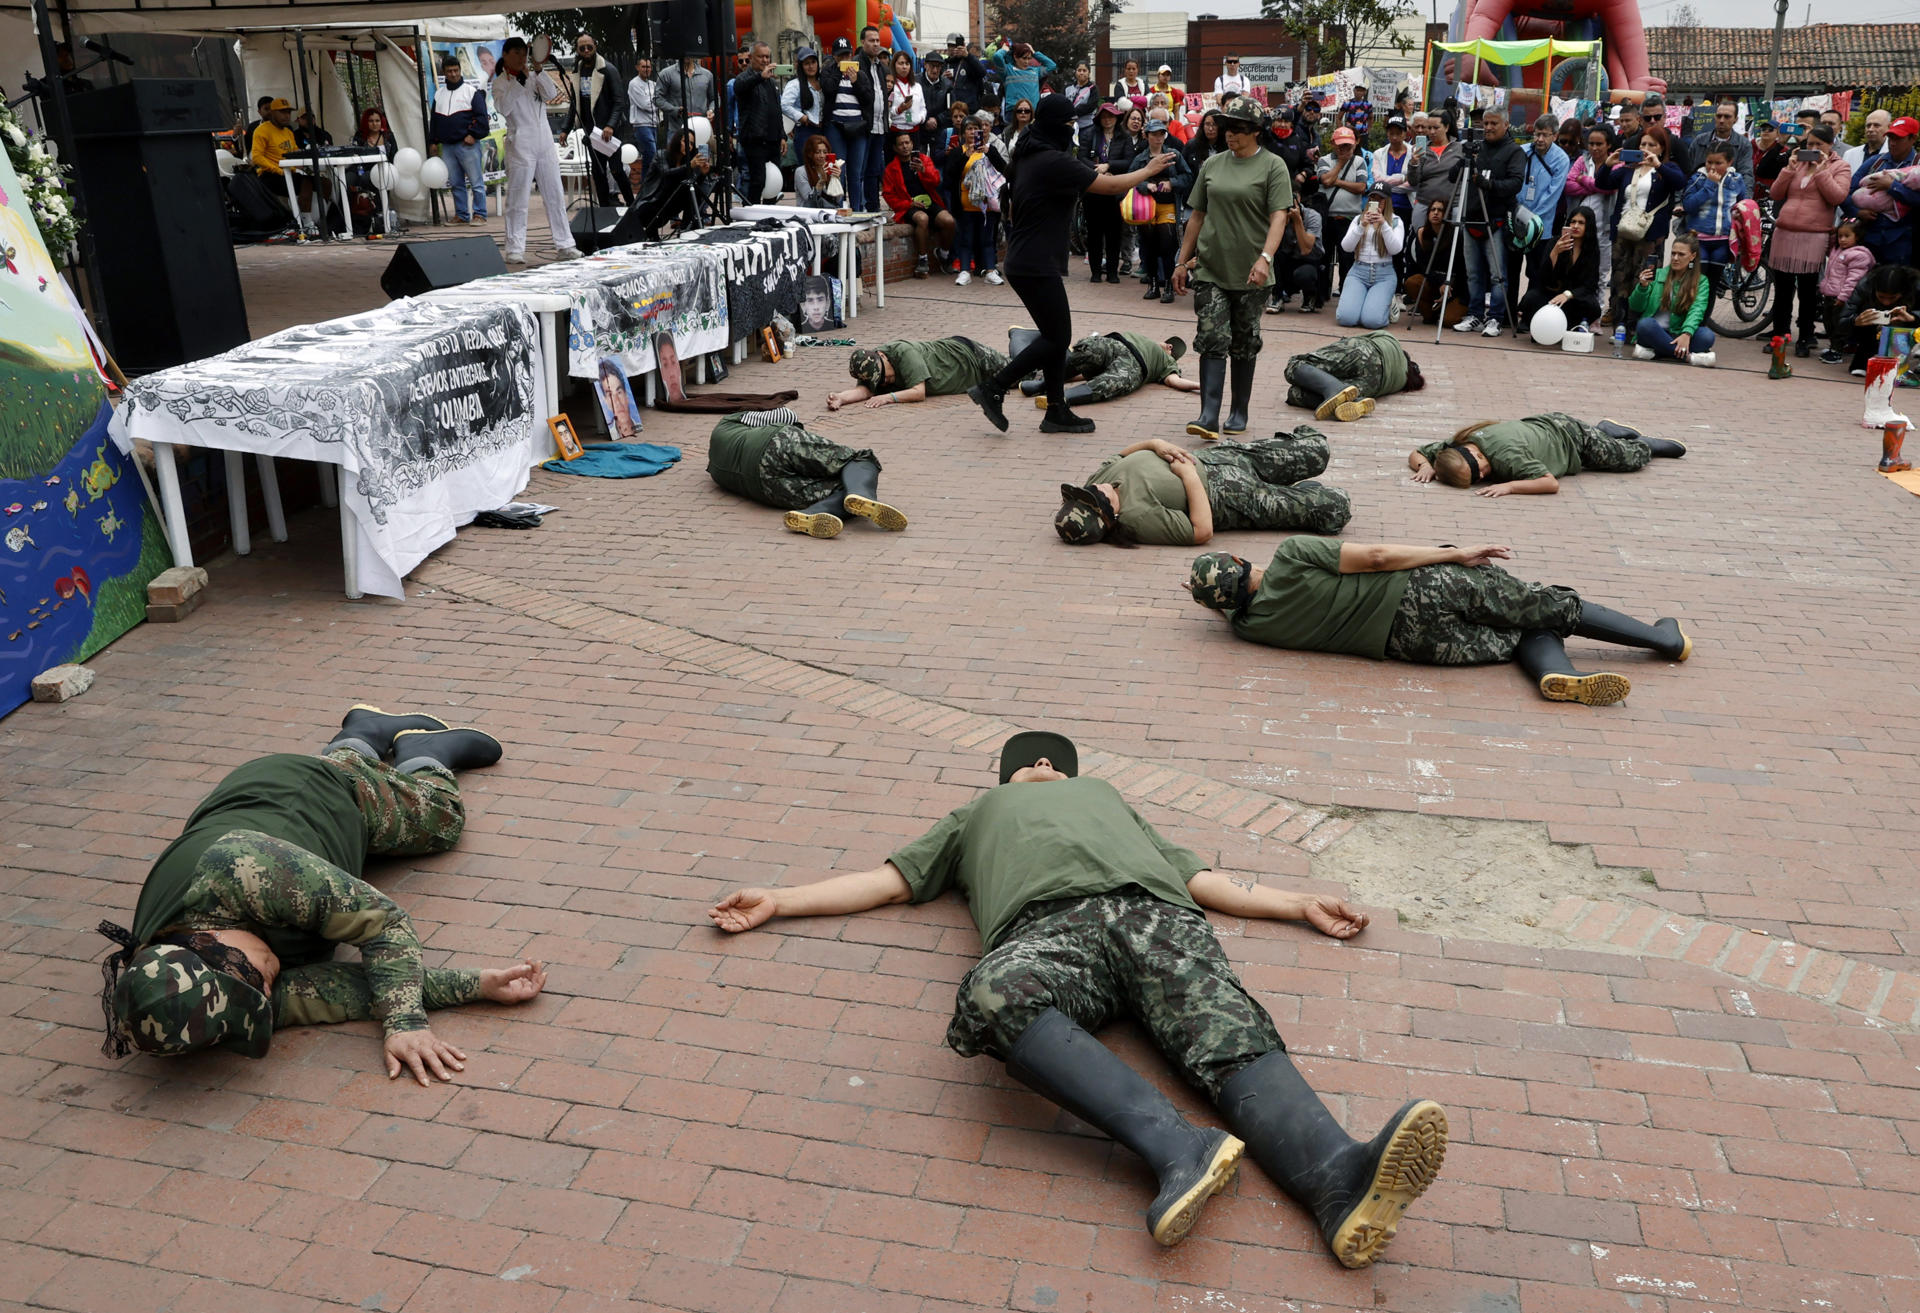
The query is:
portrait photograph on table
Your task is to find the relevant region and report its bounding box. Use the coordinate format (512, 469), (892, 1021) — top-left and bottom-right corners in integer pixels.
(596, 357), (644, 439)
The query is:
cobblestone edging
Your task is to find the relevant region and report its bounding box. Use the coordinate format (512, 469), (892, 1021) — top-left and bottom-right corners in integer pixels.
(414, 561), (1356, 856)
(1547, 896), (1920, 1028)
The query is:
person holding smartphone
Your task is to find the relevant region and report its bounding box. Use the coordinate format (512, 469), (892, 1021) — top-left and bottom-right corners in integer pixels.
(1597, 128), (1683, 331)
(1335, 183), (1404, 329)
(881, 131), (957, 278)
(1766, 123), (1852, 355)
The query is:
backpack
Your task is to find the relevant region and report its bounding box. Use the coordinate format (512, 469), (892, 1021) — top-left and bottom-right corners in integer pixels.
(962, 152), (1003, 213)
(1728, 197), (1763, 273)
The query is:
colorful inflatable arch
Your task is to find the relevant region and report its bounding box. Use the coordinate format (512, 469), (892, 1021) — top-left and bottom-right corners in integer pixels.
(732, 0), (899, 55)
(1440, 0), (1666, 97)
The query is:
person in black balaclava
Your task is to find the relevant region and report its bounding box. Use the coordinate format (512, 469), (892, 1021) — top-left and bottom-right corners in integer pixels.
(965, 93), (1171, 436)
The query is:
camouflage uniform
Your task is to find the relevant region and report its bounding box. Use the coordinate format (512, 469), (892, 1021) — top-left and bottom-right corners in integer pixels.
(1558, 415), (1652, 473)
(1193, 281), (1268, 360)
(1383, 564), (1582, 665)
(1284, 333), (1406, 410)
(709, 415), (877, 511)
(1065, 336), (1146, 402)
(105, 748), (480, 1057)
(1198, 432), (1351, 535)
(948, 889), (1286, 1099)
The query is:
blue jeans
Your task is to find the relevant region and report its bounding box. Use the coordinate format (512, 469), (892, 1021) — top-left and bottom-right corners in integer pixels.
(1634, 317), (1716, 357)
(956, 210), (999, 271)
(633, 125), (657, 178)
(1462, 231), (1509, 320)
(862, 132), (888, 212)
(441, 140), (486, 219)
(1336, 260), (1398, 329)
(836, 126), (871, 210)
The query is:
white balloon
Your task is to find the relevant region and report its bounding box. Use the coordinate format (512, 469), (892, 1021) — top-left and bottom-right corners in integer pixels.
(392, 174), (423, 201)
(419, 156), (449, 189)
(371, 162), (396, 189)
(393, 146), (424, 177)
(1528, 303), (1568, 347)
(763, 161), (784, 201)
(689, 116), (712, 147)
(620, 143), (640, 166)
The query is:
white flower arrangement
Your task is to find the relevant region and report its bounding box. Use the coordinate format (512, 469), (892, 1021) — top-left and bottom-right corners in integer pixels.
(1, 99), (82, 266)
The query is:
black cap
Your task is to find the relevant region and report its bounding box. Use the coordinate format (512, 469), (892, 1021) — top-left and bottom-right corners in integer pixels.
(1386, 114), (1408, 129)
(999, 731), (1079, 784)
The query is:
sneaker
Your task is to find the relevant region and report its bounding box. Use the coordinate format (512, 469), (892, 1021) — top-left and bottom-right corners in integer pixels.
(1265, 301), (1285, 316)
(556, 247), (585, 261)
(1481, 318), (1502, 338)
(1453, 315), (1484, 333)
(1631, 345), (1656, 361)
(1388, 293), (1406, 324)
(1793, 339), (1811, 358)
(1851, 367), (1868, 377)
(1687, 350), (1716, 368)
(505, 251), (528, 264)
(1819, 349), (1843, 364)
(914, 255), (930, 278)
(955, 270), (972, 286)
(984, 269), (1004, 285)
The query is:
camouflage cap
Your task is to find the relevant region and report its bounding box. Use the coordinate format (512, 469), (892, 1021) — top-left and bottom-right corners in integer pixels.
(849, 348), (888, 389)
(1054, 500), (1105, 545)
(1188, 551), (1253, 612)
(111, 943), (272, 1059)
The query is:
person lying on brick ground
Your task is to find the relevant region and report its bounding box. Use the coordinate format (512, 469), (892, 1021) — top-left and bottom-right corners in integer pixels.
(1282, 329), (1425, 423)
(706, 407), (908, 539)
(1406, 413), (1686, 496)
(826, 336), (1010, 410)
(96, 707), (547, 1087)
(1188, 540), (1692, 707)
(1012, 328), (1202, 409)
(1054, 432), (1351, 547)
(708, 730), (1448, 1269)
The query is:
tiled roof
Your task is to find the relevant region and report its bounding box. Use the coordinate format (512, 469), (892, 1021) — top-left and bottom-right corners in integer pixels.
(1646, 22), (1920, 91)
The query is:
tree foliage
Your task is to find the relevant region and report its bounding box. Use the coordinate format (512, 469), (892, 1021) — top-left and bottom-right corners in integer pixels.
(986, 0), (1120, 70)
(1668, 3), (1702, 28)
(1260, 0), (1417, 70)
(507, 7), (642, 60)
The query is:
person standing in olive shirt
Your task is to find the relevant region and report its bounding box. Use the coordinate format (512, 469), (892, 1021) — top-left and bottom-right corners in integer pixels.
(826, 337), (1008, 410)
(709, 730), (1448, 1269)
(1187, 538), (1694, 706)
(1053, 432), (1351, 546)
(1172, 98), (1295, 439)
(1407, 414), (1688, 494)
(966, 93), (1171, 436)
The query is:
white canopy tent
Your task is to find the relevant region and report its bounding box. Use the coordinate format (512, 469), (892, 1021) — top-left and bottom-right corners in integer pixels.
(1, 0), (590, 36)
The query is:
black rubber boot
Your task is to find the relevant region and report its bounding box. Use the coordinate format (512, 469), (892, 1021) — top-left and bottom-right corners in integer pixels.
(1039, 406), (1096, 435)
(1007, 1009), (1243, 1247)
(838, 458), (907, 530)
(1513, 630), (1631, 706)
(1217, 1050), (1448, 1270)
(968, 383), (1010, 433)
(1187, 357), (1227, 439)
(392, 727), (504, 774)
(1223, 358), (1256, 435)
(1572, 603), (1691, 660)
(1641, 438), (1687, 458)
(1008, 327), (1040, 359)
(325, 705), (450, 761)
(1035, 383), (1096, 410)
(1289, 361), (1361, 422)
(1142, 281), (1161, 300)
(1019, 377), (1046, 396)
(1597, 419), (1685, 457)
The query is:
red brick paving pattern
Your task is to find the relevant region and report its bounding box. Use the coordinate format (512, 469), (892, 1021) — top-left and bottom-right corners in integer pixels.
(3, 246), (1919, 1311)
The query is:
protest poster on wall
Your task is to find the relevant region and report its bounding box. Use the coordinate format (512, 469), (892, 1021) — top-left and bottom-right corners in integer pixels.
(1237, 56), (1299, 92)
(0, 146), (168, 717)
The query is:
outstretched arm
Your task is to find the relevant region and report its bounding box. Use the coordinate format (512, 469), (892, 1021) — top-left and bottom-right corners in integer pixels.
(1339, 542), (1513, 572)
(1162, 373), (1202, 393)
(865, 382), (928, 407)
(709, 863), (912, 932)
(827, 384), (872, 411)
(1477, 475), (1559, 498)
(1187, 870), (1370, 939)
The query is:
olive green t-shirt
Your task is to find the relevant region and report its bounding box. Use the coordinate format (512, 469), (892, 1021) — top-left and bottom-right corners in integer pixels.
(1364, 330), (1408, 394)
(1415, 418), (1578, 481)
(883, 337), (987, 397)
(1116, 331), (1180, 384)
(1090, 449), (1202, 546)
(887, 776), (1207, 951)
(1232, 536), (1411, 660)
(1189, 150), (1294, 287)
(706, 418), (779, 503)
(130, 754), (367, 962)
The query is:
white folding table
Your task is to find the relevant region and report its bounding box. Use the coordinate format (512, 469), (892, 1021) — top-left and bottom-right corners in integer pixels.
(278, 151), (392, 241)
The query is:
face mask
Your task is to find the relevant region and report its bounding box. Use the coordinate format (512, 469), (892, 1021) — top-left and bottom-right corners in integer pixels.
(1413, 134), (1429, 151)
(1272, 123), (1292, 139)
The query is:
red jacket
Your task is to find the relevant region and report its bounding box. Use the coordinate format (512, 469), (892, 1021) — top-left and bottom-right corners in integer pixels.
(882, 151), (946, 221)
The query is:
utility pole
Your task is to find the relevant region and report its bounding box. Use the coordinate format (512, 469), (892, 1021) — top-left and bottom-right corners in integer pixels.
(1763, 0), (1788, 106)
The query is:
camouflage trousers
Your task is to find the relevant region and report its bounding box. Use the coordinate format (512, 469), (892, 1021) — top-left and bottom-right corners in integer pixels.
(320, 747), (465, 856)
(1284, 336), (1399, 410)
(947, 889), (1286, 1099)
(755, 433), (877, 511)
(1065, 336), (1146, 402)
(1536, 412), (1653, 474)
(1193, 281), (1268, 361)
(1384, 563), (1582, 665)
(1199, 432), (1352, 535)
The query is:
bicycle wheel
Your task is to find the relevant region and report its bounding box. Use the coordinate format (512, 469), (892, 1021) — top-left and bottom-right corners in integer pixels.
(1708, 264), (1773, 338)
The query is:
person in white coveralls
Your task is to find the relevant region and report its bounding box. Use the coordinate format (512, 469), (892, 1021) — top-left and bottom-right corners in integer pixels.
(491, 36), (583, 264)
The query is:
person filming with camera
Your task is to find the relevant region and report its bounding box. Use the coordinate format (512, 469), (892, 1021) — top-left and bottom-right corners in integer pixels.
(1449, 107), (1527, 339)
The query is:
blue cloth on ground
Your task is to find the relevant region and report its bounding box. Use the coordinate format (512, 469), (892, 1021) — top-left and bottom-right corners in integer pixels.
(543, 442), (682, 477)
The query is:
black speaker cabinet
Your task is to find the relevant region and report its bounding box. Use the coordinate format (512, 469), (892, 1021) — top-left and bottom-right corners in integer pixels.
(570, 205), (624, 254)
(66, 79), (250, 375)
(653, 0), (717, 59)
(379, 237), (509, 299)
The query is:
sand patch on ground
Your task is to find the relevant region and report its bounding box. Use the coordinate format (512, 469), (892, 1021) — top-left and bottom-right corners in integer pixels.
(1312, 810), (1653, 950)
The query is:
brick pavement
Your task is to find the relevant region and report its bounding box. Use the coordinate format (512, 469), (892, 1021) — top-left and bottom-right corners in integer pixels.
(2, 250), (1917, 1313)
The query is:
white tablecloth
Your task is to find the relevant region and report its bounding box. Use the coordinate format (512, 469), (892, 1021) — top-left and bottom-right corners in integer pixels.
(111, 298), (542, 599)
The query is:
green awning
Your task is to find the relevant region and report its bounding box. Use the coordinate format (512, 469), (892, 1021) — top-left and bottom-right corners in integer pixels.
(1429, 38), (1596, 66)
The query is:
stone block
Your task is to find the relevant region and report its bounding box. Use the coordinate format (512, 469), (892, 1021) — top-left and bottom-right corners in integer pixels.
(146, 593), (205, 623)
(30, 664), (95, 703)
(147, 566), (208, 607)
